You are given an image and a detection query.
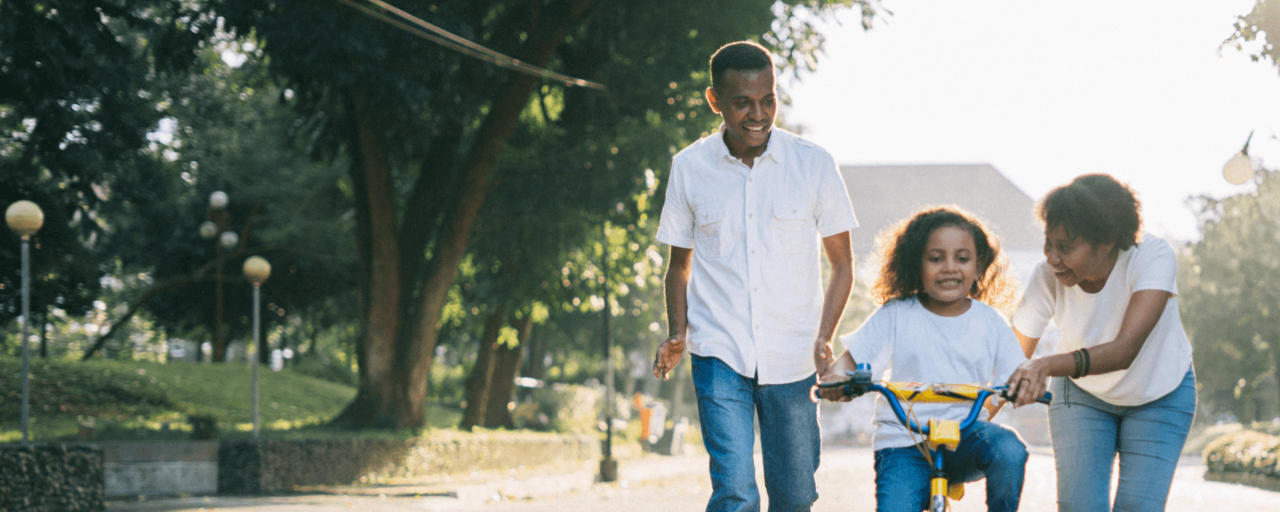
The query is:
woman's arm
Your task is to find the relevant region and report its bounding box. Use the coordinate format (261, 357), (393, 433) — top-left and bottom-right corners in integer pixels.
(1006, 289), (1172, 407)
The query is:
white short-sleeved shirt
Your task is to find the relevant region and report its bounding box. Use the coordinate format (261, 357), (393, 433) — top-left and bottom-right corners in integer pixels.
(656, 125), (857, 385)
(842, 297), (1026, 451)
(1012, 235), (1193, 406)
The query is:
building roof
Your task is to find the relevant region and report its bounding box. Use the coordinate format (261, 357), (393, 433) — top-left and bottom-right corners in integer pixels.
(840, 164), (1043, 254)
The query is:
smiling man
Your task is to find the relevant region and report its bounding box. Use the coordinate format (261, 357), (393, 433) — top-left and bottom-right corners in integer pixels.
(651, 41), (857, 512)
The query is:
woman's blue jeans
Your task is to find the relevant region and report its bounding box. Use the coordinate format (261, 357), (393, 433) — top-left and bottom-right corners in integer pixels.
(691, 354), (821, 512)
(1048, 367), (1196, 512)
(872, 421), (1028, 512)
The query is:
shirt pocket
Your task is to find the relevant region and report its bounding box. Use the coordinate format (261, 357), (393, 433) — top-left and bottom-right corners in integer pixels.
(695, 205), (726, 259)
(772, 200), (813, 254)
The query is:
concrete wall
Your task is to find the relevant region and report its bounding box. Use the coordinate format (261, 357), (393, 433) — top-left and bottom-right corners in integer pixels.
(101, 441), (218, 497)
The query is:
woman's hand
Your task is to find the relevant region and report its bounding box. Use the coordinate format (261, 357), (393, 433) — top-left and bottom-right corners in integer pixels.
(652, 335), (686, 381)
(1006, 358), (1052, 408)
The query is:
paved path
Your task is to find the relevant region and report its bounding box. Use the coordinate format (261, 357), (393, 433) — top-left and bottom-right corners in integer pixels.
(108, 446), (1277, 512)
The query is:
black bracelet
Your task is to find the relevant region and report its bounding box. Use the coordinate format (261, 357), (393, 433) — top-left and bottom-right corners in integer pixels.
(1071, 349), (1084, 379)
(1080, 348), (1091, 377)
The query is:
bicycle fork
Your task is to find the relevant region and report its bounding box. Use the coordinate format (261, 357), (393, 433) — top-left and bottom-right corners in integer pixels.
(929, 453), (949, 512)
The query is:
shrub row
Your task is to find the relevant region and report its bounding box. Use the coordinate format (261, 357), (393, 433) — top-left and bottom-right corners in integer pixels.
(1204, 429), (1280, 491)
(0, 444), (103, 512)
(218, 431), (600, 493)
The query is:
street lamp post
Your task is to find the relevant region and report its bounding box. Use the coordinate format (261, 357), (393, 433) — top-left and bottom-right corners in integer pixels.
(200, 191), (238, 362)
(7, 200), (44, 445)
(599, 221), (618, 483)
(243, 256), (271, 440)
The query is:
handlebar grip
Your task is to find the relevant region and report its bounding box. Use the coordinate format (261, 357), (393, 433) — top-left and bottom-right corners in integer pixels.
(1000, 388), (1053, 405)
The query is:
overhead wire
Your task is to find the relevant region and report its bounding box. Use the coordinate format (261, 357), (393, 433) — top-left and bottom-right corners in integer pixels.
(336, 0), (605, 90)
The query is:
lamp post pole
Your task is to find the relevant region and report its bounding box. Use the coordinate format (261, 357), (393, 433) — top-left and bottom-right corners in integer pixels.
(200, 191), (237, 362)
(7, 200), (44, 445)
(600, 221), (617, 482)
(244, 256), (271, 440)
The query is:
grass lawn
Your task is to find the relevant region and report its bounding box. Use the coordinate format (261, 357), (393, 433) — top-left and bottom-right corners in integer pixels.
(0, 355), (360, 443)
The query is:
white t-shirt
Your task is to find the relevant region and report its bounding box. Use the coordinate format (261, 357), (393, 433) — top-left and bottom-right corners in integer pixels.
(1011, 235), (1193, 406)
(656, 125), (858, 385)
(842, 297), (1026, 450)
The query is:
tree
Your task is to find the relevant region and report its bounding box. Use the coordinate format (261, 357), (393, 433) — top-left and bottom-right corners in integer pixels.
(216, 0), (879, 430)
(1226, 1), (1280, 70)
(1180, 169), (1280, 423)
(1, 0), (211, 335)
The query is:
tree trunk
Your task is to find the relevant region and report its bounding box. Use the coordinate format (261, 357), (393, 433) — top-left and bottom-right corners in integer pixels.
(461, 309), (505, 429)
(328, 87), (405, 429)
(390, 0), (599, 430)
(484, 315), (532, 428)
(331, 0), (598, 430)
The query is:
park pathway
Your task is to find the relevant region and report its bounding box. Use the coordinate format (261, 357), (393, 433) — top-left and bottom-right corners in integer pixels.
(108, 446), (1277, 512)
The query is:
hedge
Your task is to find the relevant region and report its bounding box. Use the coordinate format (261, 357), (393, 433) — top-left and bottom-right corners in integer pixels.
(1204, 429), (1280, 492)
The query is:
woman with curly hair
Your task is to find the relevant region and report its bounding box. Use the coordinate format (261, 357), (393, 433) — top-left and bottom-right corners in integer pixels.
(1004, 173), (1195, 511)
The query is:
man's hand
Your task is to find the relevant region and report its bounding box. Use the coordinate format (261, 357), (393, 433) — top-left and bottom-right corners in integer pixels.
(814, 338), (835, 377)
(653, 334), (686, 381)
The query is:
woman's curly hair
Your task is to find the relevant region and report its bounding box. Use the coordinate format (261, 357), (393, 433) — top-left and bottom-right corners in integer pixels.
(1037, 173), (1142, 253)
(869, 206), (1018, 313)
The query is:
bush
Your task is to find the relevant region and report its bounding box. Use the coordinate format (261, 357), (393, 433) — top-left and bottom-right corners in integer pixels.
(1205, 430), (1280, 477)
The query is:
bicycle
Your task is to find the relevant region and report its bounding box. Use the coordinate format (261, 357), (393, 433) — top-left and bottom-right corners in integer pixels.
(813, 363), (1052, 512)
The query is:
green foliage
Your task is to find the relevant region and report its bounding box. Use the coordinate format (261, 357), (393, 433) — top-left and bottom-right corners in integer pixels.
(0, 355), (355, 442)
(1205, 428), (1280, 477)
(1181, 169), (1280, 423)
(1225, 1), (1280, 70)
(0, 0), (214, 328)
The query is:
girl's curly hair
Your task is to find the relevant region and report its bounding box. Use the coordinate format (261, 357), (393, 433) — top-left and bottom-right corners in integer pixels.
(869, 206), (1018, 313)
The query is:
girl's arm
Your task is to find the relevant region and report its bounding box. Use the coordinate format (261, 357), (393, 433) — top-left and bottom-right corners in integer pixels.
(1006, 289), (1172, 407)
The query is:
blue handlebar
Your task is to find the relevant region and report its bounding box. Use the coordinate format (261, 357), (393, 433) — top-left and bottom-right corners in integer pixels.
(815, 364), (1052, 437)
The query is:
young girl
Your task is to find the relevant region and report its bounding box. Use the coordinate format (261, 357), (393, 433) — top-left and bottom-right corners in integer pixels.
(819, 206), (1028, 512)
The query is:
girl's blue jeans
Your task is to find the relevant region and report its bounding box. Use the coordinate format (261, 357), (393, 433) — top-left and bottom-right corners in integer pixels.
(1048, 367), (1196, 512)
(872, 421), (1028, 512)
(691, 354), (821, 512)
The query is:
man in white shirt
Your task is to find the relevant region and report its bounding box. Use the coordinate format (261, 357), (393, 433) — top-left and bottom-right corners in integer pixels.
(651, 40), (857, 512)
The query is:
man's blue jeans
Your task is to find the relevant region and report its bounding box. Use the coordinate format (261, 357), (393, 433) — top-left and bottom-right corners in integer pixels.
(871, 421), (1028, 512)
(691, 355), (821, 512)
(1048, 367), (1196, 512)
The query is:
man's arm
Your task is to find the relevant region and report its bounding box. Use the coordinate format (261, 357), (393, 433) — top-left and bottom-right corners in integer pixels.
(814, 231), (853, 376)
(653, 246), (693, 380)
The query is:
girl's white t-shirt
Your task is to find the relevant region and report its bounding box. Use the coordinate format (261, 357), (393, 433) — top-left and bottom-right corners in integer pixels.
(842, 297), (1026, 451)
(1012, 235), (1193, 406)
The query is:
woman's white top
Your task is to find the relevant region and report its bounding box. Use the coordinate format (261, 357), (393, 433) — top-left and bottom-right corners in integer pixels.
(1012, 235), (1193, 406)
(843, 297), (1026, 450)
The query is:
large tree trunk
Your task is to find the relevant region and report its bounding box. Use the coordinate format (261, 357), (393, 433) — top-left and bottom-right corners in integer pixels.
(331, 0), (598, 430)
(329, 87), (404, 429)
(390, 0), (599, 430)
(461, 309), (505, 429)
(484, 315), (531, 428)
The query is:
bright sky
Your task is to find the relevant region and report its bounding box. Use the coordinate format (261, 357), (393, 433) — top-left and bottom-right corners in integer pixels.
(785, 0), (1280, 242)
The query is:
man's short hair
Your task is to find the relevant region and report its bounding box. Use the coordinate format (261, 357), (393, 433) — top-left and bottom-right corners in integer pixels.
(710, 41), (773, 92)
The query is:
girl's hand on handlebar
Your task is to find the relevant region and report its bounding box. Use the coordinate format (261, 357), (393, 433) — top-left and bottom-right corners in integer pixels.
(1006, 358), (1051, 408)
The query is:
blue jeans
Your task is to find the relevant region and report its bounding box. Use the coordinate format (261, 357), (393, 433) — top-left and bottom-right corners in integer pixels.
(872, 421), (1028, 512)
(1048, 367), (1196, 512)
(691, 354), (821, 512)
